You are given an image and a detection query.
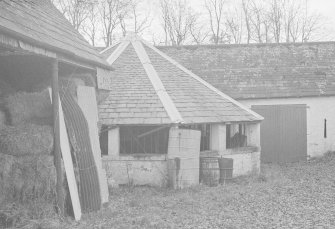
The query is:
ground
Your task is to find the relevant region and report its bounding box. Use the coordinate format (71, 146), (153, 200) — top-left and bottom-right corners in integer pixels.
(68, 152), (335, 229)
(11, 152), (335, 228)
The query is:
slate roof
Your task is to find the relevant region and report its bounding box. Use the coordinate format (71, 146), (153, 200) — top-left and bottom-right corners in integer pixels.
(98, 34), (262, 125)
(0, 0), (109, 69)
(158, 42), (335, 100)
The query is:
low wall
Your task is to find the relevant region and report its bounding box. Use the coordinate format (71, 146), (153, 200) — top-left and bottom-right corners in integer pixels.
(102, 154), (168, 187)
(220, 151), (261, 177)
(202, 147), (260, 177)
(103, 150), (260, 187)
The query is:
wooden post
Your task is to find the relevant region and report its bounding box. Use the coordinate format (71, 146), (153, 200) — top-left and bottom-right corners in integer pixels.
(51, 58), (64, 215)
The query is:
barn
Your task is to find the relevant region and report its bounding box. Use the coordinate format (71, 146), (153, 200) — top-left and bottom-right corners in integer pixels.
(0, 0), (112, 216)
(98, 34), (263, 187)
(158, 42), (335, 163)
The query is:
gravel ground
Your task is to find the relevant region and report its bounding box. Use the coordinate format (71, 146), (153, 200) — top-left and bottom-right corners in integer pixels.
(22, 152), (335, 229)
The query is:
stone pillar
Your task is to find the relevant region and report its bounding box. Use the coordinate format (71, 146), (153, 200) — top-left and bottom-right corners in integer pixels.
(210, 124), (226, 153)
(246, 122), (261, 148)
(108, 127), (120, 158)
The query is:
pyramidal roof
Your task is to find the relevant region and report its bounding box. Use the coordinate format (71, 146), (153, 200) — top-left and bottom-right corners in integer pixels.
(98, 34), (263, 125)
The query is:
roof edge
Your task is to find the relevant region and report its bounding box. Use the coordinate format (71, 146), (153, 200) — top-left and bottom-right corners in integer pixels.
(156, 41), (335, 50)
(0, 25), (112, 70)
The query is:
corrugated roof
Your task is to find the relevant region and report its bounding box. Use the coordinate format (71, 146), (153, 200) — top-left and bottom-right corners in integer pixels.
(0, 0), (110, 69)
(157, 42), (335, 100)
(99, 34), (262, 125)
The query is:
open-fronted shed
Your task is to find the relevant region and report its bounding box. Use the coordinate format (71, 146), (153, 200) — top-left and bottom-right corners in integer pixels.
(99, 34), (262, 187)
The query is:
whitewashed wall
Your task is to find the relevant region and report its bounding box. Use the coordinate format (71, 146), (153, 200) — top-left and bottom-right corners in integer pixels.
(239, 96), (335, 158)
(103, 155), (168, 187)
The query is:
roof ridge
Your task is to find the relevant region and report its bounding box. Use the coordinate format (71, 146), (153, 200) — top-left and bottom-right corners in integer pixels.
(141, 39), (264, 121)
(100, 42), (120, 54)
(156, 41), (335, 49)
(106, 41), (130, 64)
(132, 39), (184, 124)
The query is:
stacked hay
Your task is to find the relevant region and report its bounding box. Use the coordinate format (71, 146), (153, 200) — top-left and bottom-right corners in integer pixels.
(0, 153), (56, 202)
(0, 123), (53, 157)
(4, 89), (52, 125)
(0, 89), (56, 205)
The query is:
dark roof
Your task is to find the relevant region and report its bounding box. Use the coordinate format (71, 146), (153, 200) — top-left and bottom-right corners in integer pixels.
(0, 0), (110, 69)
(157, 42), (335, 99)
(98, 34), (262, 125)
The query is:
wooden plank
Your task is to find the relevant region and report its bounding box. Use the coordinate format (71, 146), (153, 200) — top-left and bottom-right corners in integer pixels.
(49, 89), (82, 221)
(51, 59), (64, 216)
(77, 86), (109, 204)
(108, 127), (120, 157)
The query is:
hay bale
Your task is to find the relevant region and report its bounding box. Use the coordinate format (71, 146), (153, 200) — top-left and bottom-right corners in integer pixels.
(0, 124), (53, 157)
(0, 110), (7, 127)
(5, 90), (52, 125)
(0, 79), (15, 97)
(0, 153), (56, 202)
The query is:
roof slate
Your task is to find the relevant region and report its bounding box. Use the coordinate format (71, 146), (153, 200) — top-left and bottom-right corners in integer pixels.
(157, 42), (335, 99)
(99, 43), (170, 125)
(0, 0), (109, 68)
(99, 35), (262, 125)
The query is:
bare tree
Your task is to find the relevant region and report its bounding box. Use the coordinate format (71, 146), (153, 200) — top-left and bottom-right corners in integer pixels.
(159, 0), (197, 46)
(241, 0), (252, 44)
(53, 0), (93, 31)
(189, 16), (210, 44)
(119, 0), (152, 36)
(204, 0), (226, 44)
(99, 0), (131, 46)
(82, 2), (99, 46)
(225, 7), (243, 44)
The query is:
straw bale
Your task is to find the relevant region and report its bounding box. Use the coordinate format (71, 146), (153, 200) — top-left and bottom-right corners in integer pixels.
(0, 124), (53, 157)
(5, 90), (52, 125)
(0, 110), (7, 127)
(0, 153), (56, 202)
(0, 79), (15, 97)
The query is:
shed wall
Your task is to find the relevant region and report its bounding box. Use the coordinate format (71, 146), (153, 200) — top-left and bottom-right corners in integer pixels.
(240, 96), (335, 158)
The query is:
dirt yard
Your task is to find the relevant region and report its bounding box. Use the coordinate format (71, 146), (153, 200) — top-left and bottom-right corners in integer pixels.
(62, 152), (335, 229)
(10, 152), (335, 229)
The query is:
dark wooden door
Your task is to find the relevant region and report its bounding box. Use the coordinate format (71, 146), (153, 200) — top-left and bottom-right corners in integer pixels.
(252, 104), (307, 163)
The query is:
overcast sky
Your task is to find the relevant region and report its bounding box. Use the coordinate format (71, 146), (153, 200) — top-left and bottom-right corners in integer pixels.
(139, 0), (335, 44)
(89, 0), (335, 46)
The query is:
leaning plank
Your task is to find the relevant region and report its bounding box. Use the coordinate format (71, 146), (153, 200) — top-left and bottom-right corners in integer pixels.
(77, 86), (109, 204)
(48, 89), (81, 221)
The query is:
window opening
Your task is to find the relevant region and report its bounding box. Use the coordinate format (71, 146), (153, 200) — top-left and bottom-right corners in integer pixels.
(226, 123), (247, 149)
(324, 119), (327, 138)
(119, 125), (169, 154)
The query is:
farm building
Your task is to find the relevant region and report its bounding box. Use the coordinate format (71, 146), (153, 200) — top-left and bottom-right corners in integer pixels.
(0, 0), (112, 217)
(158, 42), (335, 163)
(98, 34), (263, 187)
